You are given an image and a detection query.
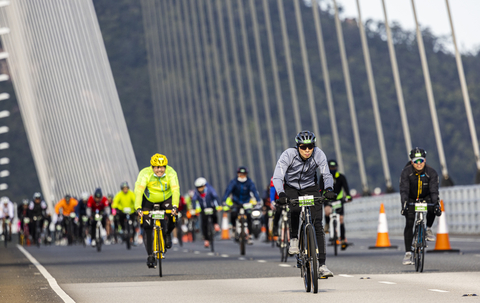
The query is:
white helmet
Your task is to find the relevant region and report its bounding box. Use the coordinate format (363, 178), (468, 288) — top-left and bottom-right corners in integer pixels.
(194, 177), (207, 188)
(81, 192), (89, 201)
(1, 196), (10, 204)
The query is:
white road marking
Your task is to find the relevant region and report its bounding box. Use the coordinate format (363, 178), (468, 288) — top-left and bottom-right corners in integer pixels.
(221, 254), (229, 258)
(475, 254), (480, 257)
(183, 249), (189, 253)
(238, 257), (246, 261)
(379, 281), (396, 285)
(257, 260), (267, 263)
(339, 274), (354, 277)
(279, 264), (292, 267)
(207, 252), (215, 256)
(17, 245), (75, 303)
(194, 251), (200, 254)
(429, 289), (449, 293)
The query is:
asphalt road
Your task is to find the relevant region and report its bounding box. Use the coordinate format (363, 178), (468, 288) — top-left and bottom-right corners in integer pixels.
(2, 233), (480, 302)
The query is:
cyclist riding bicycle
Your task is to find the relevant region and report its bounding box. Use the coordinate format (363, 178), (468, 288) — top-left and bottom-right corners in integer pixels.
(222, 166), (262, 245)
(29, 192), (51, 243)
(75, 192), (90, 242)
(192, 177), (221, 248)
(87, 188), (110, 247)
(135, 153), (180, 269)
(55, 194), (78, 240)
(319, 159), (353, 250)
(400, 147), (442, 265)
(0, 196), (14, 241)
(112, 182), (136, 242)
(272, 130), (337, 278)
(18, 199), (30, 236)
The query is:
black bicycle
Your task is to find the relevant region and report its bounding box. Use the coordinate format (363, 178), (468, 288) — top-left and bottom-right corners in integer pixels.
(122, 207), (134, 250)
(277, 205), (290, 262)
(289, 195), (324, 294)
(203, 207), (216, 252)
(236, 203), (253, 255)
(2, 217), (10, 248)
(410, 200), (435, 272)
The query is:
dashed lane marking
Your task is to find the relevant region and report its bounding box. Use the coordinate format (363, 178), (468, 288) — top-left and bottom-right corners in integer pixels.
(257, 260), (267, 263)
(194, 251), (200, 254)
(429, 289), (449, 293)
(207, 252), (215, 256)
(339, 274), (354, 277)
(221, 254), (229, 258)
(17, 245), (75, 303)
(238, 257), (246, 261)
(279, 264), (292, 268)
(379, 281), (396, 285)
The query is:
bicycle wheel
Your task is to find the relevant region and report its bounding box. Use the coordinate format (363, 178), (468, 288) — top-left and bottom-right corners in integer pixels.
(307, 225), (318, 293)
(3, 224), (7, 248)
(158, 229), (163, 277)
(300, 227), (311, 293)
(239, 216), (246, 255)
(333, 220), (338, 256)
(280, 223), (288, 262)
(209, 219), (215, 253)
(418, 225), (425, 272)
(96, 226), (102, 252)
(412, 225), (419, 271)
(126, 221), (131, 250)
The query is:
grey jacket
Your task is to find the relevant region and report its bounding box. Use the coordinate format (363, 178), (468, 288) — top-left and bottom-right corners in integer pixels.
(272, 147), (333, 195)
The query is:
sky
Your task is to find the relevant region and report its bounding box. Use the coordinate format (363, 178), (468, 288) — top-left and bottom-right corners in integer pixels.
(319, 0), (480, 54)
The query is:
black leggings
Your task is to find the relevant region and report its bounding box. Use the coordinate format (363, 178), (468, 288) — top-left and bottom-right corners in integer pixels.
(200, 211), (218, 240)
(285, 184), (326, 264)
(142, 196), (175, 255)
(404, 204), (436, 252)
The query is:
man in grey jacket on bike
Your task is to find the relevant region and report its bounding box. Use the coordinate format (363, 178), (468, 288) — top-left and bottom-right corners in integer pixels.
(272, 130), (337, 278)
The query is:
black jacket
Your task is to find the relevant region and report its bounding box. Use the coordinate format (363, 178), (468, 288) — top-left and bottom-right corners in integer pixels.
(399, 163), (439, 207)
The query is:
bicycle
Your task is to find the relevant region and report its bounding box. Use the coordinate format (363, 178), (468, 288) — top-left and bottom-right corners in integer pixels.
(410, 200), (434, 273)
(19, 217), (31, 246)
(31, 215), (43, 247)
(141, 205), (174, 277)
(2, 218), (10, 248)
(277, 205), (290, 262)
(235, 203), (253, 255)
(203, 207), (216, 252)
(327, 199), (342, 256)
(289, 195), (324, 294)
(122, 207), (135, 250)
(93, 210), (103, 252)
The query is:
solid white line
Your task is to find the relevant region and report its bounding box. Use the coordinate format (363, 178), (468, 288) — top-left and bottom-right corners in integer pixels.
(221, 254), (229, 258)
(429, 289), (449, 293)
(379, 281), (396, 285)
(17, 245), (75, 303)
(279, 264), (291, 267)
(339, 274), (354, 277)
(257, 260), (267, 263)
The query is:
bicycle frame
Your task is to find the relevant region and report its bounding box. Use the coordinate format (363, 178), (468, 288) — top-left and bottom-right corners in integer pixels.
(411, 200), (430, 272)
(204, 207), (215, 252)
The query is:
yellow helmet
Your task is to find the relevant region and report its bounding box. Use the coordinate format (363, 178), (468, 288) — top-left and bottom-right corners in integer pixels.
(150, 153), (168, 166)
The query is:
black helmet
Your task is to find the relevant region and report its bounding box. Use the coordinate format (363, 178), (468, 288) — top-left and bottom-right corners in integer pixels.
(409, 147), (427, 159)
(295, 130), (316, 146)
(237, 166), (248, 174)
(94, 188), (103, 198)
(64, 194), (71, 200)
(120, 182), (129, 189)
(328, 159), (338, 167)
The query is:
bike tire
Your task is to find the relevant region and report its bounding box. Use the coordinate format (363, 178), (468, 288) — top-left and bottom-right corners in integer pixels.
(96, 226), (102, 252)
(412, 225), (419, 272)
(307, 225), (318, 293)
(280, 223), (288, 262)
(125, 220), (131, 250)
(300, 227), (311, 293)
(333, 220), (338, 256)
(158, 230), (163, 277)
(209, 221), (215, 253)
(240, 217), (246, 256)
(419, 225), (425, 272)
(3, 224), (7, 248)
(177, 220), (183, 247)
(37, 225), (41, 248)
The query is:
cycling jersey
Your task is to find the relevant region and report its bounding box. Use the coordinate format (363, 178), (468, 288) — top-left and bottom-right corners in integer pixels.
(28, 200), (49, 218)
(272, 147), (333, 194)
(0, 201), (14, 219)
(134, 165), (180, 210)
(269, 177), (279, 206)
(87, 196), (109, 213)
(54, 198), (78, 215)
(400, 163), (439, 205)
(192, 183), (220, 210)
(221, 177), (261, 205)
(112, 189), (136, 214)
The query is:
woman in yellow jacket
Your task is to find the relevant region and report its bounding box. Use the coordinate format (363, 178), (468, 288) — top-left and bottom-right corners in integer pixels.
(135, 153), (180, 268)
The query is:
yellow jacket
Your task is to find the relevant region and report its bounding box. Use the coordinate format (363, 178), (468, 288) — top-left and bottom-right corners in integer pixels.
(134, 165), (180, 210)
(112, 190), (136, 214)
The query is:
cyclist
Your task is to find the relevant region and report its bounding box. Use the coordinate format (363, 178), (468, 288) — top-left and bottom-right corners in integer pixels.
(87, 188), (110, 247)
(272, 130), (337, 278)
(192, 177), (221, 248)
(135, 153), (180, 268)
(319, 159), (353, 250)
(112, 182), (136, 244)
(75, 192), (90, 243)
(54, 194), (78, 240)
(0, 196), (14, 241)
(270, 176), (281, 238)
(18, 199), (31, 236)
(29, 192), (51, 243)
(221, 166), (262, 245)
(400, 147), (441, 265)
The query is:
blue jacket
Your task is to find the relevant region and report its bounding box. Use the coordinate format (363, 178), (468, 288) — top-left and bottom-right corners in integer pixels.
(222, 177), (261, 206)
(192, 183), (220, 210)
(75, 201), (88, 217)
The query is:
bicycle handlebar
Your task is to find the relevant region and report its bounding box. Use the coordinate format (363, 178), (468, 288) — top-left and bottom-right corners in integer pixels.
(288, 196), (324, 206)
(142, 209), (173, 215)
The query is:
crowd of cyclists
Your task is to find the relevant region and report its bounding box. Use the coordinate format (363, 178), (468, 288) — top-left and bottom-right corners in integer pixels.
(0, 130), (442, 280)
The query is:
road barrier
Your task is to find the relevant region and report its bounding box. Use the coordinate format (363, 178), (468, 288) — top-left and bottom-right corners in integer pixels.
(344, 185), (480, 237)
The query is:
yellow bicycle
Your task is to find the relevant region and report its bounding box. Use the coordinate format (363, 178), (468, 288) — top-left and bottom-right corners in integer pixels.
(141, 208), (174, 277)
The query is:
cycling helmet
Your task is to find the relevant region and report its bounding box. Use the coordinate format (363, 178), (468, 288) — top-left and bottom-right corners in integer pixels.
(295, 130), (316, 146)
(107, 193), (114, 199)
(237, 166), (248, 174)
(94, 188), (103, 198)
(64, 194), (71, 200)
(80, 192), (89, 201)
(1, 196), (9, 204)
(151, 153), (168, 166)
(120, 181), (129, 189)
(194, 177), (207, 188)
(33, 192), (42, 200)
(328, 159), (338, 167)
(22, 198), (29, 205)
(409, 147), (427, 159)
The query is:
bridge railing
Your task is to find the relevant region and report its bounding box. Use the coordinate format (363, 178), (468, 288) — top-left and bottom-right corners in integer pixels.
(344, 185), (480, 237)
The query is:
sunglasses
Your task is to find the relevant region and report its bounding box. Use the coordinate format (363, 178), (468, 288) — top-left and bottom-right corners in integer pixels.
(299, 144), (315, 151)
(413, 158), (425, 164)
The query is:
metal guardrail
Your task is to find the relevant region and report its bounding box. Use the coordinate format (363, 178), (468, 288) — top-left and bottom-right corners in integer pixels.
(344, 185), (480, 237)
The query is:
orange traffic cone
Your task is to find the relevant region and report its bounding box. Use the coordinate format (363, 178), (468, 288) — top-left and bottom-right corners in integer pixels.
(428, 200), (460, 253)
(369, 203), (398, 249)
(221, 212), (230, 240)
